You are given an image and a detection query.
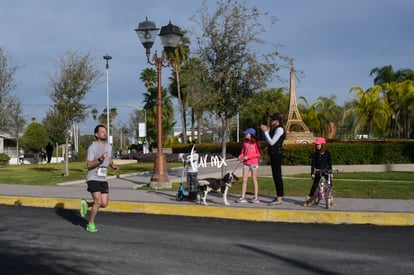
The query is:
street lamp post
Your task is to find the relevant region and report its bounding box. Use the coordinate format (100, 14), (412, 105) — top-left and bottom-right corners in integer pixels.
(135, 18), (182, 187)
(103, 54), (112, 144)
(91, 108), (98, 121)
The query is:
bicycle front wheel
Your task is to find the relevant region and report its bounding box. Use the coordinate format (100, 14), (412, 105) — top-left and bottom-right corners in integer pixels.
(325, 186), (332, 209)
(325, 192), (330, 209)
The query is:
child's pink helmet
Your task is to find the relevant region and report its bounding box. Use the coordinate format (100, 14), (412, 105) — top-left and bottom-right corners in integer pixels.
(314, 137), (326, 145)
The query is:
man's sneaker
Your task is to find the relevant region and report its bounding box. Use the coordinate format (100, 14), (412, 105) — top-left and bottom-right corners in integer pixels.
(80, 199), (88, 218)
(268, 198), (282, 205)
(250, 197), (260, 204)
(86, 223), (98, 233)
(235, 197), (247, 203)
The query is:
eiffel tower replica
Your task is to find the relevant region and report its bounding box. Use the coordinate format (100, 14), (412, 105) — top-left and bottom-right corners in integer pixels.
(284, 67), (315, 144)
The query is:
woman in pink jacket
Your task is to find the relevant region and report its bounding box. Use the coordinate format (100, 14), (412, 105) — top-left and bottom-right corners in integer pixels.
(236, 128), (261, 203)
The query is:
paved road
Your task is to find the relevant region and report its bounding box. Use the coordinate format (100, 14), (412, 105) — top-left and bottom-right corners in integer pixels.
(0, 161), (413, 226)
(1, 205), (413, 275)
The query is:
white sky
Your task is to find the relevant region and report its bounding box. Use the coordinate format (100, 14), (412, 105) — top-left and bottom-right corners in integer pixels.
(1, 0), (413, 134)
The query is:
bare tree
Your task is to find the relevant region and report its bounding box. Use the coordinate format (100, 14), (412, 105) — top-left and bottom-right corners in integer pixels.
(42, 107), (66, 144)
(0, 47), (21, 133)
(181, 57), (212, 143)
(47, 49), (102, 176)
(7, 97), (26, 164)
(0, 48), (25, 163)
(190, 0), (287, 170)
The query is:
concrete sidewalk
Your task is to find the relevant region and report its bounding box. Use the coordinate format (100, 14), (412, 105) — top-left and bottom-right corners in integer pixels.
(0, 162), (413, 226)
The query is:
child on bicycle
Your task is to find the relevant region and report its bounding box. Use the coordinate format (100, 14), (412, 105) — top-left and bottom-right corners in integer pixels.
(304, 137), (333, 207)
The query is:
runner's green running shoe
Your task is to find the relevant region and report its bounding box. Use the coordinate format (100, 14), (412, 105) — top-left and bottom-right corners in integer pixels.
(80, 199), (88, 218)
(86, 223), (98, 233)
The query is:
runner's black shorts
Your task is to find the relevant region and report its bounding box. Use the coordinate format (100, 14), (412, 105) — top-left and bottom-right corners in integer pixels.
(87, 180), (109, 194)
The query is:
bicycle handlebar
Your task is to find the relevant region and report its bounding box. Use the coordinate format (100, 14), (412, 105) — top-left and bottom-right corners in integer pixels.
(313, 168), (339, 174)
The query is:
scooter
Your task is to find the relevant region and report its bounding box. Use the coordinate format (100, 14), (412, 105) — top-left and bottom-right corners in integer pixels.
(175, 165), (189, 201)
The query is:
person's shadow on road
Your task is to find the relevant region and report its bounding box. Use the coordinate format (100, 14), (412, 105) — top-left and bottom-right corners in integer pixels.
(54, 203), (87, 230)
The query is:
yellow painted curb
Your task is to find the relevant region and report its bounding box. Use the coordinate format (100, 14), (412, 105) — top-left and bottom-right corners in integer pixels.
(1, 195), (413, 226)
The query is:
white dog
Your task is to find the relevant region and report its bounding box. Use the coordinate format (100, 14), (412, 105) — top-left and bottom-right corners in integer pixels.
(197, 172), (239, 206)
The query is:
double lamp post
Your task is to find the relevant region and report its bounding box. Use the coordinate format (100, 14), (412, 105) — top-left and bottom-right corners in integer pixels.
(135, 18), (182, 187)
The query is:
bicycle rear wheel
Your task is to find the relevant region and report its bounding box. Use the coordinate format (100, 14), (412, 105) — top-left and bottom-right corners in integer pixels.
(325, 186), (332, 209)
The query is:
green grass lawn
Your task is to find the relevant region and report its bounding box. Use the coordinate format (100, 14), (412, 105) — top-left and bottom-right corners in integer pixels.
(171, 171), (414, 199)
(227, 172), (414, 199)
(0, 162), (158, 185)
(1, 162), (413, 199)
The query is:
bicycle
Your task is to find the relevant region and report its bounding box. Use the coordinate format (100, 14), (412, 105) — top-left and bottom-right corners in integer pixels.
(310, 168), (336, 209)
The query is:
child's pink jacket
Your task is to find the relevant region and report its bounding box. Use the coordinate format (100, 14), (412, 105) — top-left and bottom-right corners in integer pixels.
(238, 141), (261, 165)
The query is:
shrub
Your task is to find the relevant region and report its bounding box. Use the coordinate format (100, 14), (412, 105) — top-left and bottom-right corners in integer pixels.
(282, 140), (414, 165)
(0, 153), (10, 165)
(173, 140), (414, 165)
(77, 150), (86, 162)
(164, 136), (180, 148)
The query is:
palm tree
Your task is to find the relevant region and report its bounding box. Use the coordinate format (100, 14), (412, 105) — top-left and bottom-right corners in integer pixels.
(142, 87), (157, 143)
(370, 65), (397, 85)
(298, 96), (320, 136)
(161, 87), (175, 140)
(140, 68), (157, 143)
(141, 68), (175, 144)
(349, 85), (392, 138)
(169, 30), (190, 143)
(370, 65), (414, 84)
(140, 68), (157, 90)
(338, 101), (359, 140)
(312, 95), (342, 138)
(99, 108), (118, 129)
(395, 69), (414, 82)
(382, 80), (414, 138)
(370, 65), (414, 138)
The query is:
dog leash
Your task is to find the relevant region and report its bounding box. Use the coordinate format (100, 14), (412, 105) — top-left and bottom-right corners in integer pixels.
(231, 161), (241, 174)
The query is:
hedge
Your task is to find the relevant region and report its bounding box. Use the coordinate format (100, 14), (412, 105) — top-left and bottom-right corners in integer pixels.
(172, 140), (414, 165)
